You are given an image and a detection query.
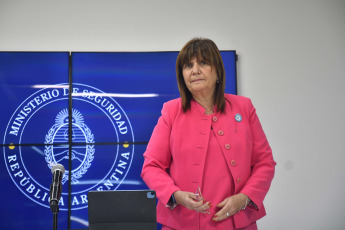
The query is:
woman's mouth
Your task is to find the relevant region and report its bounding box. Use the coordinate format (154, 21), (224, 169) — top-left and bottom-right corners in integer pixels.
(192, 79), (203, 83)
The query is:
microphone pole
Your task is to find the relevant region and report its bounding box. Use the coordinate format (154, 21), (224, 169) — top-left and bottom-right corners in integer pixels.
(49, 164), (65, 230)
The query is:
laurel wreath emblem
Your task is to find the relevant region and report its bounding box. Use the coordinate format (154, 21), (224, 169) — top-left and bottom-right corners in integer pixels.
(44, 109), (95, 185)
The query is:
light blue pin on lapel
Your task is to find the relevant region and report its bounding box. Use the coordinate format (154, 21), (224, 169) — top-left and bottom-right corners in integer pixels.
(235, 114), (242, 133)
(235, 113), (242, 122)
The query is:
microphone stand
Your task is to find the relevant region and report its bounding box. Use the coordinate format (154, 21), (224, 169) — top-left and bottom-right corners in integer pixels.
(51, 200), (59, 230)
(49, 165), (65, 230)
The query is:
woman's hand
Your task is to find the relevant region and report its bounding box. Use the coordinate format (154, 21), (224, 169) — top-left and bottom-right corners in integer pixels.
(174, 190), (211, 213)
(212, 193), (247, 222)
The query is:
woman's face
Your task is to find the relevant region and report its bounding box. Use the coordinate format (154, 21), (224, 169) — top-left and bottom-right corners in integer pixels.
(182, 57), (218, 98)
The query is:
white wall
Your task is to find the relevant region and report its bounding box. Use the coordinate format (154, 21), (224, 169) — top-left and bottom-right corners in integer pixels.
(1, 0), (345, 229)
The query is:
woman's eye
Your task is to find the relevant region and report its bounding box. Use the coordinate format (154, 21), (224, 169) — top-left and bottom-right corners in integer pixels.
(200, 60), (207, 65)
(184, 63), (192, 69)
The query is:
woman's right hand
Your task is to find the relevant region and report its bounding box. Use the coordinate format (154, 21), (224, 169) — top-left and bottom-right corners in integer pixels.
(173, 190), (211, 213)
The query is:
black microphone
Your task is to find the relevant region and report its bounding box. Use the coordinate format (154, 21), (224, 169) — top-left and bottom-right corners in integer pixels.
(49, 164), (65, 213)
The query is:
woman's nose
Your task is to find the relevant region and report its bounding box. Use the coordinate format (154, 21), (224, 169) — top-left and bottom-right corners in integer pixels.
(192, 64), (200, 75)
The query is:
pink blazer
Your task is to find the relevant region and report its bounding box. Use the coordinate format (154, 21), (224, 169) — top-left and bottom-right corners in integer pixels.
(141, 94), (276, 229)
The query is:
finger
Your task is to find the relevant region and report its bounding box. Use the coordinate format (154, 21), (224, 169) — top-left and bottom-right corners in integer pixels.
(199, 209), (211, 214)
(213, 205), (232, 221)
(187, 192), (200, 203)
(195, 201), (212, 212)
(190, 200), (204, 210)
(216, 198), (227, 208)
(189, 192), (199, 201)
(212, 210), (230, 222)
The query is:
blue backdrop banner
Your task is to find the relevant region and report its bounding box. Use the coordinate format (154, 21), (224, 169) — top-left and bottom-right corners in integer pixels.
(0, 51), (236, 230)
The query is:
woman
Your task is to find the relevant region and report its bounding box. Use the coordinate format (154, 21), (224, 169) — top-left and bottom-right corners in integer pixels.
(141, 38), (276, 230)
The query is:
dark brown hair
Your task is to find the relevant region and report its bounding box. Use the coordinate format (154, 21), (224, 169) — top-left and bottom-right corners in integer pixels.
(176, 38), (226, 113)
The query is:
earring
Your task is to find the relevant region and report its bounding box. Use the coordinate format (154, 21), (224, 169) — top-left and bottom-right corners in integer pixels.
(217, 80), (219, 83)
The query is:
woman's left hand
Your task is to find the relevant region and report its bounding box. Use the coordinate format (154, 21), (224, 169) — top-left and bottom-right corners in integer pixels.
(212, 193), (246, 222)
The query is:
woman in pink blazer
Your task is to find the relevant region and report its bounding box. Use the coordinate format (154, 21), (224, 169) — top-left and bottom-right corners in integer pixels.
(141, 38), (276, 230)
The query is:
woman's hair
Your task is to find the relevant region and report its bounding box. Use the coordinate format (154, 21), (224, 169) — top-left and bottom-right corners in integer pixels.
(176, 38), (226, 113)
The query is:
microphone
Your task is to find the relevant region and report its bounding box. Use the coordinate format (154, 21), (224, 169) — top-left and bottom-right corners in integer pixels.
(49, 164), (65, 213)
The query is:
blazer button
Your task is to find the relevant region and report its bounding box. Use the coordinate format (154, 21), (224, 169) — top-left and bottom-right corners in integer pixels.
(230, 160), (236, 166)
(225, 144), (231, 150)
(212, 116), (218, 122)
(218, 130), (224, 136)
(236, 178), (241, 184)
